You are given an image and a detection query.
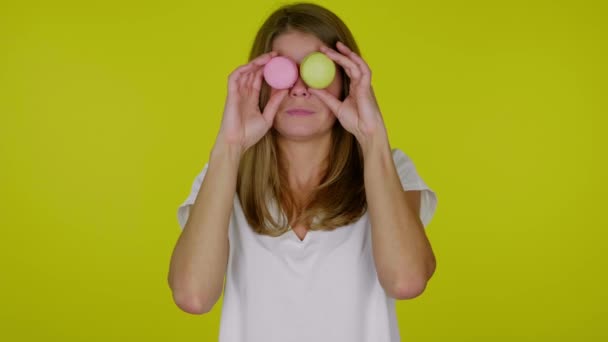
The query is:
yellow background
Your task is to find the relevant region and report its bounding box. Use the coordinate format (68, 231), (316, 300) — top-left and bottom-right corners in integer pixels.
(1, 0), (606, 340)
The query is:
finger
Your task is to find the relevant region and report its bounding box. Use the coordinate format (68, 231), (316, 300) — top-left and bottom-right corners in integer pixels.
(319, 46), (361, 81)
(335, 41), (371, 83)
(247, 67), (264, 99)
(228, 51), (278, 94)
(262, 89), (289, 124)
(245, 66), (259, 91)
(249, 50), (279, 67)
(250, 67), (264, 99)
(228, 63), (257, 93)
(238, 70), (252, 93)
(307, 88), (342, 117)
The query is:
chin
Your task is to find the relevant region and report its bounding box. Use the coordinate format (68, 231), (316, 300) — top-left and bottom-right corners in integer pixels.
(275, 127), (318, 138)
(274, 125), (334, 140)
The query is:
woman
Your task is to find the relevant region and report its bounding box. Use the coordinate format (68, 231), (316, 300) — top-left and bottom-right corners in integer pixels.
(169, 3), (438, 341)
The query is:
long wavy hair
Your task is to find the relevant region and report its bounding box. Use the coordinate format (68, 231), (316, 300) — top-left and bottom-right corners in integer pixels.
(237, 2), (367, 237)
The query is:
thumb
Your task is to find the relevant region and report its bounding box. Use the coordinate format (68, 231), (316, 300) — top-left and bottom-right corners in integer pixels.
(262, 89), (289, 124)
(308, 88), (342, 116)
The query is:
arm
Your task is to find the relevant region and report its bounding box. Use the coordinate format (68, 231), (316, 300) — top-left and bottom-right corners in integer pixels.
(363, 133), (436, 299)
(168, 141), (241, 314)
(306, 41), (436, 299)
(167, 50), (285, 314)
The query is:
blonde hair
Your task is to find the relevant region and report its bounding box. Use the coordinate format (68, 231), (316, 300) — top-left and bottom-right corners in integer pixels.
(237, 2), (366, 237)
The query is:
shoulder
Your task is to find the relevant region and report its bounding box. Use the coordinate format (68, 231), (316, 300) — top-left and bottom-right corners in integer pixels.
(391, 147), (411, 167)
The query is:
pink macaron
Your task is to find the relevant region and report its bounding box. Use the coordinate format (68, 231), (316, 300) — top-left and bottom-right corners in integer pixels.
(263, 56), (298, 89)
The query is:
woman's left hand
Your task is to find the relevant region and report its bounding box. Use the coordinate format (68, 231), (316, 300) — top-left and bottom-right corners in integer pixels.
(308, 41), (387, 148)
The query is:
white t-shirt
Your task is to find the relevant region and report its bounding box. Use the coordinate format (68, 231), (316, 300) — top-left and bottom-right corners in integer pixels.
(177, 148), (438, 342)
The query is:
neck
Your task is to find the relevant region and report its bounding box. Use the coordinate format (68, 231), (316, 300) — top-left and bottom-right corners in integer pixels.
(276, 132), (332, 191)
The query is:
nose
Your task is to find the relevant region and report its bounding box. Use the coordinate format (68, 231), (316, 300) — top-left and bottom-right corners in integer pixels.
(289, 76), (310, 98)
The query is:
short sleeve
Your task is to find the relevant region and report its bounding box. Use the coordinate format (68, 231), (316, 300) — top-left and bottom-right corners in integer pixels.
(392, 148), (438, 228)
(176, 163), (209, 230)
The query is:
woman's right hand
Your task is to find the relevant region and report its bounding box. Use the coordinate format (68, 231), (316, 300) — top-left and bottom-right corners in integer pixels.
(216, 51), (289, 154)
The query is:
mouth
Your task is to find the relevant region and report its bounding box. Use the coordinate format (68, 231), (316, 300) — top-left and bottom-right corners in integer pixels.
(286, 108), (315, 116)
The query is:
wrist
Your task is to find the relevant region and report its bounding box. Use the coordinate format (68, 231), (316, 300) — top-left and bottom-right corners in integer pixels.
(359, 127), (390, 159)
(210, 140), (243, 165)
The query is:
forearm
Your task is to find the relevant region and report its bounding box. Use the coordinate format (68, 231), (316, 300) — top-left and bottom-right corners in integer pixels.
(362, 132), (434, 298)
(168, 141), (241, 313)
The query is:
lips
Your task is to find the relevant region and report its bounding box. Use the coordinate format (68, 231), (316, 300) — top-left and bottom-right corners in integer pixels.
(286, 108), (315, 115)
